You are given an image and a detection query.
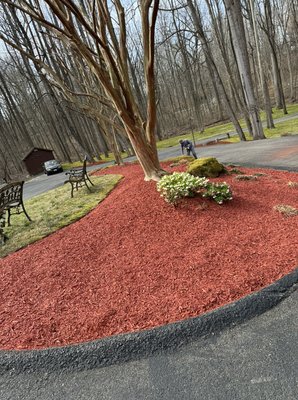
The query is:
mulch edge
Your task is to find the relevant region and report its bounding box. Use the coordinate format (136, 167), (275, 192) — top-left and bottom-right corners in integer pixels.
(222, 162), (298, 173)
(1, 267), (297, 374)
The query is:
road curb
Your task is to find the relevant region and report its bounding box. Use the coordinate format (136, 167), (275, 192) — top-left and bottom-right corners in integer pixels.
(0, 268), (297, 374)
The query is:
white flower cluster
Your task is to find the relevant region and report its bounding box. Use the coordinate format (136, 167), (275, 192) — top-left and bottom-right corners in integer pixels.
(157, 172), (208, 204)
(202, 182), (233, 204)
(157, 172), (232, 205)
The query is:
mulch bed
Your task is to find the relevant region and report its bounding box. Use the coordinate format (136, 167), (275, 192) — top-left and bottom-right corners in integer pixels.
(0, 163), (297, 350)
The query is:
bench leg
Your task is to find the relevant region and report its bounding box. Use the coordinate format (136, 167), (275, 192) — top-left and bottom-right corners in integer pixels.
(21, 202), (32, 222)
(7, 208), (11, 227)
(84, 178), (91, 191)
(0, 214), (6, 245)
(0, 229), (6, 246)
(86, 174), (94, 186)
(69, 177), (92, 197)
(71, 183), (75, 198)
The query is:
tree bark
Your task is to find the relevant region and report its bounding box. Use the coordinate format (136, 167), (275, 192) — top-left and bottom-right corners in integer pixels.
(224, 0), (266, 140)
(248, 0), (274, 129)
(187, 0), (246, 141)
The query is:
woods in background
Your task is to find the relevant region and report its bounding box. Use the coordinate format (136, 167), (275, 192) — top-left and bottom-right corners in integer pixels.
(0, 0), (297, 179)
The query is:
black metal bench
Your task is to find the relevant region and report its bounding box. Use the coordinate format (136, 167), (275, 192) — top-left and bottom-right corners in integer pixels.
(0, 211), (6, 245)
(0, 181), (31, 244)
(65, 157), (94, 198)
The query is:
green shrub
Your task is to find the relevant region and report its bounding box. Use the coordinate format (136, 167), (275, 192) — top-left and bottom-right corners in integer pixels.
(157, 172), (232, 206)
(202, 182), (233, 205)
(187, 157), (226, 178)
(157, 172), (208, 204)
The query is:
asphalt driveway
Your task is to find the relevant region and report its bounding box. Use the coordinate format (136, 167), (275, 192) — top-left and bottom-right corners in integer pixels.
(23, 135), (298, 200)
(161, 135), (298, 171)
(1, 288), (297, 400)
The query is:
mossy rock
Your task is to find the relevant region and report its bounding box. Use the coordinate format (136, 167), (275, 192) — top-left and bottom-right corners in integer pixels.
(187, 157), (225, 178)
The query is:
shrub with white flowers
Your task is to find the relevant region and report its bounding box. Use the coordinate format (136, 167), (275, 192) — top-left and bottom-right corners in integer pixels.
(157, 172), (208, 205)
(157, 172), (232, 205)
(202, 182), (233, 204)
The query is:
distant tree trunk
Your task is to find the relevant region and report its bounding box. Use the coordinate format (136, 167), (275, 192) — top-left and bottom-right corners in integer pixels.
(0, 72), (35, 148)
(171, 9), (204, 132)
(206, 0), (253, 135)
(262, 0), (287, 114)
(224, 0), (266, 140)
(248, 0), (274, 129)
(187, 0), (246, 141)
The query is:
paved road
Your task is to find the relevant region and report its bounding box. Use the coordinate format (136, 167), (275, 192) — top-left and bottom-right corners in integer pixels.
(23, 111), (298, 199)
(24, 134), (298, 200)
(1, 288), (297, 400)
(161, 134), (298, 170)
(23, 164), (112, 200)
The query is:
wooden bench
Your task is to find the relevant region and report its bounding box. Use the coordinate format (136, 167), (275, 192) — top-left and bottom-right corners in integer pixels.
(65, 157), (94, 198)
(0, 181), (31, 244)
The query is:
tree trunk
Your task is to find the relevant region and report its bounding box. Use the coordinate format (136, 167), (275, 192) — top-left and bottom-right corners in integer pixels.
(263, 0), (287, 114)
(248, 0), (274, 129)
(224, 0), (265, 140)
(187, 0), (246, 141)
(125, 123), (164, 181)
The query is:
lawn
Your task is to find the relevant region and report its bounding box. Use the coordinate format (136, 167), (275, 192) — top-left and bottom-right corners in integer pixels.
(0, 175), (122, 258)
(61, 104), (298, 168)
(157, 103), (298, 148)
(264, 118), (298, 138)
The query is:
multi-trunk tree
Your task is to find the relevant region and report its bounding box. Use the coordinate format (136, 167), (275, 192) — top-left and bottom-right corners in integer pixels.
(1, 0), (298, 179)
(0, 0), (164, 181)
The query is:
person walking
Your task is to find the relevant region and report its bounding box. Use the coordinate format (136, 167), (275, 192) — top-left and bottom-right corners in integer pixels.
(179, 139), (198, 159)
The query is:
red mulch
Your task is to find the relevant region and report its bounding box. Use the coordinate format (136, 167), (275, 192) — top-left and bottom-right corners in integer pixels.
(0, 163), (297, 350)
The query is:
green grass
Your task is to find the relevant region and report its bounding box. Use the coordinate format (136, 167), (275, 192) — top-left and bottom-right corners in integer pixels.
(61, 104), (298, 169)
(62, 160), (85, 170)
(157, 103), (298, 149)
(0, 175), (122, 258)
(264, 119), (298, 138)
(61, 104), (298, 168)
(261, 103), (298, 120)
(156, 121), (236, 149)
(225, 117), (298, 143)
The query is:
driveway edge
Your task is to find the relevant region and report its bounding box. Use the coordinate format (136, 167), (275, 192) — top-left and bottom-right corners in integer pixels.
(1, 268), (297, 374)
